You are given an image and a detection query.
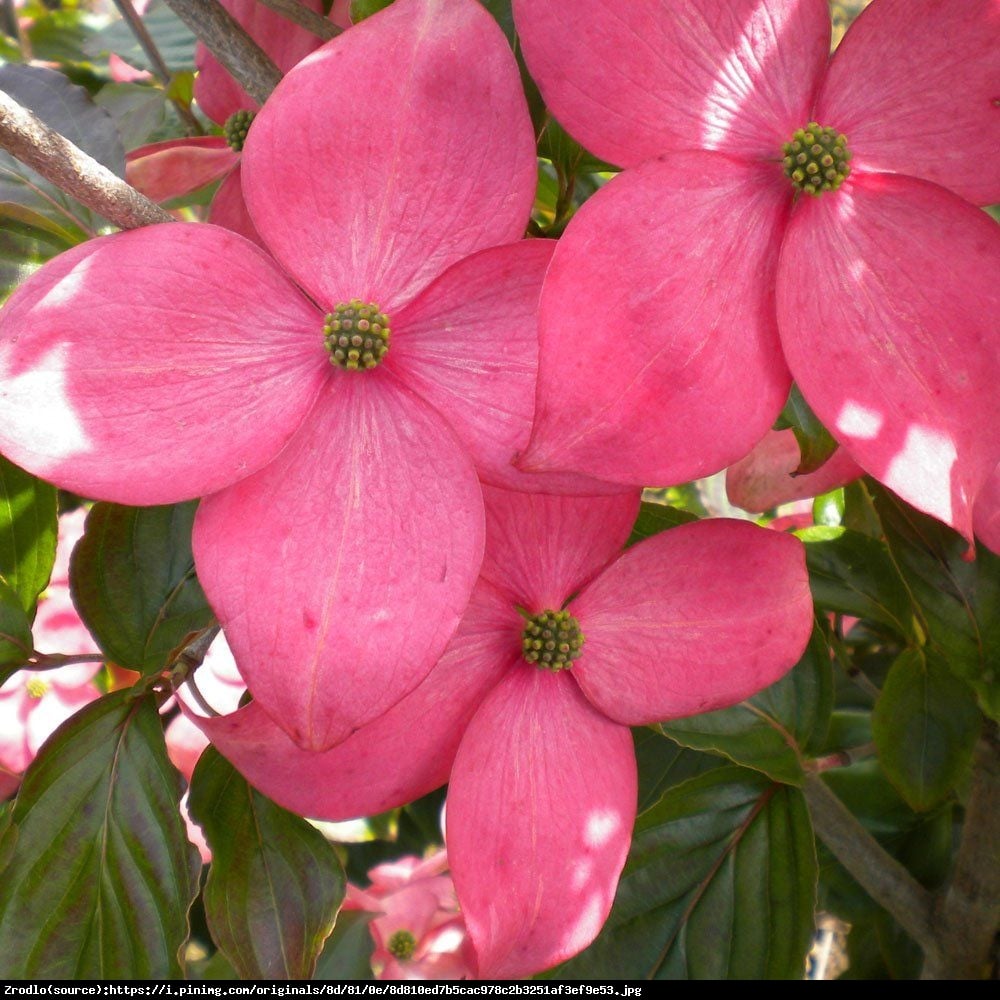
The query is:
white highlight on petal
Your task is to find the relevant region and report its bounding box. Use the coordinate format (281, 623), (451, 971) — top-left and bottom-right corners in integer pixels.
(584, 808), (621, 849)
(884, 425), (957, 526)
(0, 344), (90, 465)
(836, 401), (883, 440)
(34, 256), (92, 312)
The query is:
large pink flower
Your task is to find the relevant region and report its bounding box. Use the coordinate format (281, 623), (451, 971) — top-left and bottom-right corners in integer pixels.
(0, 0), (543, 750)
(186, 487), (813, 977)
(126, 0), (330, 243)
(513, 0), (1000, 547)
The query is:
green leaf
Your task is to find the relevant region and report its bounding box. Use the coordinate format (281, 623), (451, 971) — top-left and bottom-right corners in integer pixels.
(0, 200), (81, 303)
(658, 623), (834, 785)
(94, 82), (168, 151)
(626, 500), (699, 548)
(633, 727), (723, 813)
(781, 384), (838, 474)
(313, 911), (375, 981)
(350, 0), (394, 22)
(0, 64), (125, 233)
(0, 455), (58, 616)
(188, 748), (346, 980)
(0, 691), (200, 978)
(798, 524), (919, 640)
(872, 648), (981, 811)
(551, 768), (817, 980)
(869, 483), (1000, 719)
(70, 501), (214, 675)
(85, 3), (196, 73)
(0, 577), (33, 675)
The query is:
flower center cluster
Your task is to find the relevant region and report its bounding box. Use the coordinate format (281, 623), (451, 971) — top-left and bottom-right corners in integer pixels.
(323, 300), (391, 371)
(387, 929), (417, 961)
(223, 110), (256, 152)
(521, 609), (584, 671)
(782, 122), (851, 196)
(25, 677), (49, 699)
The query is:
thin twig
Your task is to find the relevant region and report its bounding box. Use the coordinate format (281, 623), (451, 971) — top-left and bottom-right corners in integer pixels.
(110, 0), (204, 135)
(254, 0), (341, 40)
(26, 651), (106, 669)
(162, 0), (282, 107)
(0, 90), (174, 229)
(803, 773), (940, 963)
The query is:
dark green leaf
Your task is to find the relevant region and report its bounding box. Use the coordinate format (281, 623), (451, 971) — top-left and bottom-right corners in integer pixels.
(781, 384), (837, 474)
(189, 748), (346, 980)
(626, 500), (699, 548)
(798, 524), (919, 640)
(633, 727), (722, 813)
(658, 624), (833, 785)
(0, 455), (58, 615)
(85, 3), (196, 72)
(0, 64), (125, 233)
(872, 648), (981, 811)
(552, 768), (816, 980)
(869, 484), (1000, 719)
(313, 911), (375, 981)
(0, 577), (33, 675)
(0, 691), (200, 978)
(70, 501), (214, 675)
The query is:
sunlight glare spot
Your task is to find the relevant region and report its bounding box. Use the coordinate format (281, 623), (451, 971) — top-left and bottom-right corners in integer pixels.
(584, 809), (621, 849)
(836, 401), (883, 440)
(884, 425), (957, 526)
(560, 892), (608, 956)
(34, 256), (92, 312)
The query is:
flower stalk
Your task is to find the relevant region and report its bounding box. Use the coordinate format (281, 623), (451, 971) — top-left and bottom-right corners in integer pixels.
(253, 0), (341, 40)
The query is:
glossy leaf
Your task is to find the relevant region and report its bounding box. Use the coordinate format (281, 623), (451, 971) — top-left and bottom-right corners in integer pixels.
(780, 384), (838, 475)
(70, 502), (214, 676)
(313, 911), (375, 981)
(633, 727), (722, 813)
(626, 500), (698, 549)
(798, 524), (919, 641)
(188, 748), (346, 980)
(872, 648), (981, 811)
(551, 768), (816, 980)
(870, 484), (1000, 719)
(658, 624), (833, 785)
(0, 690), (200, 978)
(0, 577), (32, 675)
(0, 454), (57, 616)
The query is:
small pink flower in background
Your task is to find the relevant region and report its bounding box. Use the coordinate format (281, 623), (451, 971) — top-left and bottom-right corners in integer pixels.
(0, 508), (101, 798)
(513, 0), (1000, 549)
(190, 487), (813, 977)
(347, 851), (473, 980)
(0, 0), (543, 752)
(126, 0), (327, 243)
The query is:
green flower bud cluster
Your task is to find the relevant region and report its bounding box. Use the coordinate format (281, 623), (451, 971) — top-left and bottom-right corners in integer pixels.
(323, 300), (391, 371)
(782, 122), (851, 196)
(521, 608), (585, 671)
(223, 110), (256, 152)
(387, 929), (417, 960)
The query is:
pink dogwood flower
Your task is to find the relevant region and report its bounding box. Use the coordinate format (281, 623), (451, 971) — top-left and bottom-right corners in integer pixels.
(186, 487), (813, 977)
(126, 0), (329, 243)
(346, 850), (473, 980)
(0, 0), (544, 750)
(513, 0), (1000, 548)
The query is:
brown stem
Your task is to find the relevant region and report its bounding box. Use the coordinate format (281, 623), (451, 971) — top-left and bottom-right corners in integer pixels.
(27, 652), (106, 668)
(162, 0), (282, 107)
(803, 773), (941, 964)
(922, 724), (1000, 979)
(110, 0), (204, 135)
(0, 90), (174, 229)
(254, 0), (341, 40)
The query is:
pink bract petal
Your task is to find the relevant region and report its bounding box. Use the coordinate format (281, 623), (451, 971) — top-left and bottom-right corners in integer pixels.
(777, 173), (1000, 547)
(816, 0), (1000, 206)
(390, 239), (620, 495)
(194, 0), (326, 125)
(208, 164), (264, 247)
(572, 518), (812, 724)
(513, 0), (830, 167)
(522, 152), (792, 486)
(193, 374), (485, 751)
(480, 484), (640, 612)
(726, 428), (863, 512)
(974, 465), (1000, 557)
(242, 0), (536, 312)
(448, 667), (636, 980)
(125, 136), (238, 203)
(0, 225), (328, 505)
(165, 713), (208, 784)
(187, 580), (514, 817)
